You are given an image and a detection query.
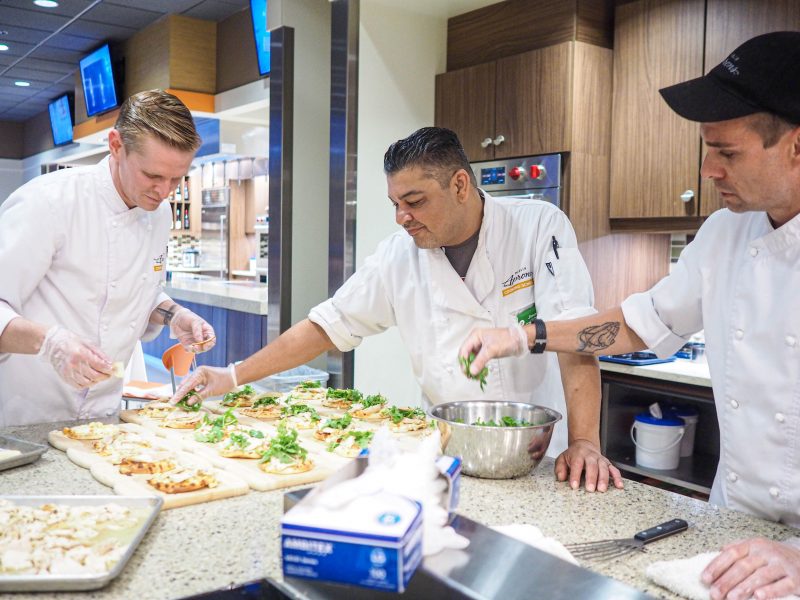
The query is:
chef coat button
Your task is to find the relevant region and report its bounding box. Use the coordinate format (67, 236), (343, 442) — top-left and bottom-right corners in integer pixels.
(775, 412), (786, 423)
(769, 487), (779, 498)
(749, 247), (758, 257)
(730, 399), (739, 409)
(102, 324), (109, 331)
(446, 366), (454, 374)
(110, 281), (117, 288)
(129, 322), (136, 329)
(734, 329), (744, 340)
(112, 221), (118, 228)
(785, 335), (796, 347)
(105, 410), (114, 417)
(728, 472), (738, 483)
(142, 274), (148, 280)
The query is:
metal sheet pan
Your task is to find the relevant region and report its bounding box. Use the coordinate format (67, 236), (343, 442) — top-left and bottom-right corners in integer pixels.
(0, 435), (48, 472)
(0, 495), (163, 592)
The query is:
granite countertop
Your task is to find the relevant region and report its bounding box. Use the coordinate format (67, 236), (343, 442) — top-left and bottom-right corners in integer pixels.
(600, 358), (712, 388)
(2, 421), (796, 600)
(163, 275), (268, 315)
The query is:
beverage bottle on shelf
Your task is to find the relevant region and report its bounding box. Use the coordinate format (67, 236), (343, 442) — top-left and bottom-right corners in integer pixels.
(184, 207), (190, 229)
(175, 206), (182, 230)
(184, 180), (190, 202)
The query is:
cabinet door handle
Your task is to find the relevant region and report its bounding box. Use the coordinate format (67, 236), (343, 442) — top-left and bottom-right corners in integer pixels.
(493, 135), (505, 146)
(480, 137), (493, 148)
(680, 190), (695, 203)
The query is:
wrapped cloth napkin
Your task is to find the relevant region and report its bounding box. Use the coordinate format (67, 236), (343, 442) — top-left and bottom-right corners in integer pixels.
(490, 524), (578, 566)
(646, 551), (800, 600)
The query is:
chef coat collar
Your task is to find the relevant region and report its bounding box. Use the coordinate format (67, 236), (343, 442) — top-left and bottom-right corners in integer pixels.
(754, 210), (800, 255)
(99, 155), (149, 221)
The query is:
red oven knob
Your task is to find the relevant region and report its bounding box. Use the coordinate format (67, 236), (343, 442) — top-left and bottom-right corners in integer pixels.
(529, 164), (546, 180)
(509, 166), (524, 181)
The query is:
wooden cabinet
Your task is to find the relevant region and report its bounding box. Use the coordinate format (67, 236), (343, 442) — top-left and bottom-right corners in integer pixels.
(435, 42), (573, 160)
(610, 0), (800, 225)
(609, 0), (705, 221)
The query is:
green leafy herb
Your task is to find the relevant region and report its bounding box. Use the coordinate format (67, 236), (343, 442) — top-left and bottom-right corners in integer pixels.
(459, 353), (489, 392)
(320, 413), (352, 430)
(253, 394), (280, 408)
(260, 423), (308, 464)
(380, 406), (426, 424)
(176, 390), (201, 411)
(327, 430), (374, 452)
(281, 404), (320, 422)
(222, 384), (256, 406)
(472, 416), (533, 427)
(193, 409), (239, 443)
(325, 388), (363, 403)
(248, 429), (265, 439)
(229, 432), (250, 450)
(359, 394), (388, 409)
(296, 380), (321, 389)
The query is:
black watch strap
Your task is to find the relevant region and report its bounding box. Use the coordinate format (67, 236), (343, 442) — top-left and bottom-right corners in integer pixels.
(531, 318), (547, 354)
(156, 306), (178, 326)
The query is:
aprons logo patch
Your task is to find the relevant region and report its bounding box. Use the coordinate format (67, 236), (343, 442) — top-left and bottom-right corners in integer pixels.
(153, 253), (165, 272)
(502, 267), (533, 297)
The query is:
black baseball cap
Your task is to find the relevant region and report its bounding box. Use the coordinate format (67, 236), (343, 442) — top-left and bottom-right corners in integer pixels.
(659, 31), (800, 124)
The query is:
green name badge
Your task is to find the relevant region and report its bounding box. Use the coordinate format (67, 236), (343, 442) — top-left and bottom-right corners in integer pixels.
(516, 304), (537, 325)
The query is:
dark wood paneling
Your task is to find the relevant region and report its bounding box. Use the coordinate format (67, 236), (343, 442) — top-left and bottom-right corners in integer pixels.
(699, 0), (800, 216)
(216, 6), (261, 94)
(447, 0), (576, 71)
(0, 121), (24, 159)
(609, 0), (705, 219)
(495, 42), (573, 158)
(610, 216), (705, 233)
(447, 0), (614, 71)
(21, 110), (54, 159)
(576, 0), (615, 48)
(434, 62), (495, 161)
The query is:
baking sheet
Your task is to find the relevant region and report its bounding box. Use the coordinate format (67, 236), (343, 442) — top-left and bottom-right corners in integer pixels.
(0, 435), (48, 472)
(0, 494), (162, 592)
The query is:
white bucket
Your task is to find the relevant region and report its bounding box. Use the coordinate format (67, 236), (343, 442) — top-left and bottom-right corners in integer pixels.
(672, 410), (698, 457)
(630, 416), (684, 470)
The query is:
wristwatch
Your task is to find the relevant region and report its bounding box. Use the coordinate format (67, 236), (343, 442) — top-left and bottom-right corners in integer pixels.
(531, 318), (547, 354)
(156, 306), (178, 326)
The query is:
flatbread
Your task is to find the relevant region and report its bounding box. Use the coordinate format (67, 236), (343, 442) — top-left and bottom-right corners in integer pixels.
(62, 422), (119, 440)
(258, 457), (314, 475)
(138, 402), (177, 419)
(119, 454), (177, 475)
(147, 467), (218, 494)
(161, 411), (204, 429)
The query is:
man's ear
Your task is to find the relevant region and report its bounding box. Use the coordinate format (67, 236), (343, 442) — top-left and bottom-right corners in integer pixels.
(108, 129), (124, 158)
(791, 125), (800, 162)
(452, 169), (470, 200)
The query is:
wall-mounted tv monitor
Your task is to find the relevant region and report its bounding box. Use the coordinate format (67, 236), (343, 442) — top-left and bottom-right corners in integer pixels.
(48, 94), (73, 146)
(250, 0), (270, 76)
(79, 44), (118, 117)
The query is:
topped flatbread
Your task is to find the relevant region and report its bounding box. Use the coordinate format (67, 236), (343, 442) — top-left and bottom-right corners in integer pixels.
(349, 394), (389, 420)
(138, 402), (177, 419)
(148, 467), (219, 494)
(221, 385), (258, 408)
(62, 422), (119, 440)
(258, 424), (313, 475)
(322, 388), (363, 410)
(381, 406), (430, 432)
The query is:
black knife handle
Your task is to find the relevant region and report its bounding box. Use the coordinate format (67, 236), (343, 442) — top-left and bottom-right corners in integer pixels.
(634, 519), (689, 544)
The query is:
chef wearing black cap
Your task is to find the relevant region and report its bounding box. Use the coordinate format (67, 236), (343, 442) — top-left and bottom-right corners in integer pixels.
(460, 31), (800, 599)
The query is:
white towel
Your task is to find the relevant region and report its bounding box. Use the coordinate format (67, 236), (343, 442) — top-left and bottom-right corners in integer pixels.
(490, 524), (578, 566)
(646, 551), (799, 600)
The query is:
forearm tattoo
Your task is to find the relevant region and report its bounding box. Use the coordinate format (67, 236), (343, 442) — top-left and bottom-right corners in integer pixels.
(576, 322), (620, 353)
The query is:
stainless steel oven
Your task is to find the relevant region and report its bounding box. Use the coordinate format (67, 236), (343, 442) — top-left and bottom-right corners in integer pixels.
(471, 153), (562, 206)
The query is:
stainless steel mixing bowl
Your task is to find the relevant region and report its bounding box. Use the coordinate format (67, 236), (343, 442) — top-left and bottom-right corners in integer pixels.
(429, 401), (562, 479)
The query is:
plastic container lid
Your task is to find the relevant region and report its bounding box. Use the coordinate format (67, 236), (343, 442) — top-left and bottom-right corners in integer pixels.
(634, 412), (684, 426)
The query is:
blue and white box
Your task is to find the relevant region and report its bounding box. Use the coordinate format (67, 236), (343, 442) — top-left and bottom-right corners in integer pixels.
(281, 491), (423, 593)
(436, 455), (462, 518)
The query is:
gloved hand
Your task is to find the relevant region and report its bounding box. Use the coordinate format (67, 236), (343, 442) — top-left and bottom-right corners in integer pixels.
(458, 322), (529, 375)
(37, 325), (113, 389)
(169, 307), (216, 353)
(169, 364), (238, 404)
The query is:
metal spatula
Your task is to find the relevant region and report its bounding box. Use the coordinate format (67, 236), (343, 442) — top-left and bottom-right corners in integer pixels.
(565, 519), (689, 561)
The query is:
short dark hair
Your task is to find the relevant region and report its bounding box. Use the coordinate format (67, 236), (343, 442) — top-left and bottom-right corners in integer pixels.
(383, 127), (476, 188)
(748, 112), (799, 148)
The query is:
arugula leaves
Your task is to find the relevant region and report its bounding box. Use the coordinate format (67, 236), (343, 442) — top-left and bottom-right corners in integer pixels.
(227, 429), (266, 450)
(260, 423), (308, 464)
(327, 430), (374, 453)
(296, 380), (321, 389)
(380, 406), (426, 424)
(459, 353), (489, 392)
(222, 384), (256, 406)
(325, 388), (363, 403)
(193, 408), (239, 443)
(176, 390), (202, 411)
(252, 393), (280, 408)
(281, 404), (320, 422)
(472, 416), (533, 427)
(359, 394), (388, 409)
(321, 412), (353, 430)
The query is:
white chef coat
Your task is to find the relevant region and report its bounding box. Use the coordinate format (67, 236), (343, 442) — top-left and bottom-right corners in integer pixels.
(622, 208), (800, 527)
(310, 192), (597, 456)
(0, 157), (171, 427)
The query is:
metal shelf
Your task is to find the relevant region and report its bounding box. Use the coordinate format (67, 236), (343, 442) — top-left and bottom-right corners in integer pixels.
(608, 449), (715, 494)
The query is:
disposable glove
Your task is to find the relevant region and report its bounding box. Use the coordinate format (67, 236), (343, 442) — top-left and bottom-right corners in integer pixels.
(169, 364), (238, 404)
(169, 307), (216, 353)
(458, 322), (529, 375)
(37, 325), (113, 389)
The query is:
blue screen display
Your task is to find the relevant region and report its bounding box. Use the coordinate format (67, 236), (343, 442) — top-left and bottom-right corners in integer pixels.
(48, 95), (73, 146)
(79, 44), (118, 117)
(250, 0), (270, 76)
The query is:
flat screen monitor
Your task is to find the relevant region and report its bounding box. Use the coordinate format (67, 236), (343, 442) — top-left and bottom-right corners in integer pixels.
(48, 94), (73, 146)
(250, 0), (270, 76)
(79, 44), (118, 117)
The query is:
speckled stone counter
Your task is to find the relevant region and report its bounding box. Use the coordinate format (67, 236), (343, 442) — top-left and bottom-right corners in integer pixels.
(164, 277), (268, 315)
(2, 421), (796, 600)
(600, 358), (711, 387)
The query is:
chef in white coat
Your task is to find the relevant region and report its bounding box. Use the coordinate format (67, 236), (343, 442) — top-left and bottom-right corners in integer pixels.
(0, 90), (215, 427)
(174, 127), (623, 493)
(460, 32), (800, 600)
